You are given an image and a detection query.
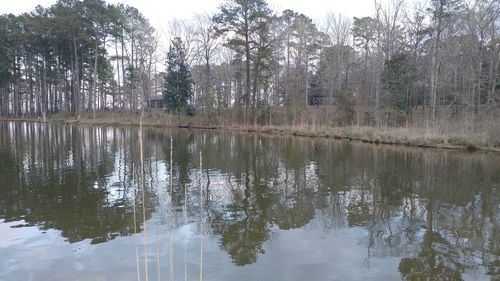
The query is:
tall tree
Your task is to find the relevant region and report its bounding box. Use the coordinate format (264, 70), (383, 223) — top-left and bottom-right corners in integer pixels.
(428, 0), (460, 123)
(194, 14), (219, 114)
(381, 53), (416, 114)
(163, 37), (193, 116)
(214, 0), (272, 124)
(324, 13), (352, 105)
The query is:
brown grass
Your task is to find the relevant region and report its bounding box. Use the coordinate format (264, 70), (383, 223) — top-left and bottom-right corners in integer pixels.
(1, 110), (499, 153)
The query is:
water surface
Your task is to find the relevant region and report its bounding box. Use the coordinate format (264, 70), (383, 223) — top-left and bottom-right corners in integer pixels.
(0, 122), (498, 281)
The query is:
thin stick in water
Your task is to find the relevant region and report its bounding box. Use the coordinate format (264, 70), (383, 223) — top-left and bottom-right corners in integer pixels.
(169, 136), (174, 281)
(199, 151), (203, 281)
(156, 225), (161, 281)
(184, 182), (188, 281)
(133, 163), (142, 281)
(140, 120), (149, 281)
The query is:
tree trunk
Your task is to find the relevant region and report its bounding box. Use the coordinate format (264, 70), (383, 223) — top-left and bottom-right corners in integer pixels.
(73, 38), (81, 120)
(489, 46), (500, 109)
(245, 38), (251, 125)
(0, 84), (5, 117)
(252, 62), (259, 126)
(41, 52), (48, 121)
(304, 55), (309, 108)
(115, 40), (120, 109)
(430, 3), (444, 126)
(14, 56), (20, 118)
(131, 35), (136, 112)
(92, 41), (99, 120)
(121, 34), (127, 110)
(205, 53), (211, 119)
(28, 58), (34, 117)
(474, 45), (482, 117)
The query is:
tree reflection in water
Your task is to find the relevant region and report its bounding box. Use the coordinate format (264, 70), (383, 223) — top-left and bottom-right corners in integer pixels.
(0, 122), (498, 279)
(0, 122), (157, 244)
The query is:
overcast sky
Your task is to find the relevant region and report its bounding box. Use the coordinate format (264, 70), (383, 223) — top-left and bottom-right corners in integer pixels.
(2, 0), (377, 31)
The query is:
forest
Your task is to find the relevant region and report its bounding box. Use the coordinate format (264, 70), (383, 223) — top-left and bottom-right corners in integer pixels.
(0, 0), (499, 132)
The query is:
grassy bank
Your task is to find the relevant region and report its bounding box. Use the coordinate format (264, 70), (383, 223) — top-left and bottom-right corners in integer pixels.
(2, 111), (499, 153)
(239, 125), (500, 152)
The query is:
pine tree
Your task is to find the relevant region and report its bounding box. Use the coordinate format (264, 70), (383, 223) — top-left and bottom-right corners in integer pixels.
(163, 37), (193, 115)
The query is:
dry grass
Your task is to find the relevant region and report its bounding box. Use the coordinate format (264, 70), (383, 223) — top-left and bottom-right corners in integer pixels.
(231, 122), (500, 152)
(2, 110), (499, 152)
(48, 111), (176, 127)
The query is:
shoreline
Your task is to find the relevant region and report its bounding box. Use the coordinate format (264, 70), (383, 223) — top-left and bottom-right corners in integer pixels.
(1, 116), (499, 154)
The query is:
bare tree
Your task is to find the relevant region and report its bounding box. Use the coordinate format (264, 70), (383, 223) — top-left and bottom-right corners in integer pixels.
(324, 13), (352, 105)
(428, 0), (459, 124)
(168, 19), (199, 68)
(194, 14), (220, 113)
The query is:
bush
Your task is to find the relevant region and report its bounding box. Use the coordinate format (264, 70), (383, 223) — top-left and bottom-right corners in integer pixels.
(184, 105), (196, 117)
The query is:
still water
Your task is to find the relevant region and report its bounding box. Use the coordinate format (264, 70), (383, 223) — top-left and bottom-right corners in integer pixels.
(0, 122), (498, 281)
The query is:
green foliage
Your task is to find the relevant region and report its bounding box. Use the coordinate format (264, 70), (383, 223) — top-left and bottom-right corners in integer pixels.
(381, 53), (416, 112)
(399, 231), (463, 281)
(352, 17), (377, 50)
(0, 0), (156, 117)
(214, 0), (272, 118)
(213, 0), (272, 80)
(213, 0), (271, 50)
(184, 104), (196, 117)
(0, 16), (12, 85)
(163, 37), (193, 114)
(337, 92), (354, 116)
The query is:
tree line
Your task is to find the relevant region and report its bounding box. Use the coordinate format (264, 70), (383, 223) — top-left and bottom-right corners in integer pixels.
(1, 0), (499, 127)
(0, 0), (158, 120)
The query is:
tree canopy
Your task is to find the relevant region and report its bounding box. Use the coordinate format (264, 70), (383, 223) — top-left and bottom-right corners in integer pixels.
(0, 0), (499, 128)
(163, 37), (193, 114)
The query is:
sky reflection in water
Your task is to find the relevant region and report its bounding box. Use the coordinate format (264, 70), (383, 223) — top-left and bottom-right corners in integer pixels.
(0, 122), (498, 281)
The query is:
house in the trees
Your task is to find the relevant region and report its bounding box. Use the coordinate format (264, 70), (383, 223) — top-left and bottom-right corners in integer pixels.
(148, 95), (164, 109)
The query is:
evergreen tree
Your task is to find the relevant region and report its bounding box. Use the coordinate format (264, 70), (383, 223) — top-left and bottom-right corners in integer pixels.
(381, 53), (416, 113)
(163, 37), (193, 115)
(214, 0), (272, 123)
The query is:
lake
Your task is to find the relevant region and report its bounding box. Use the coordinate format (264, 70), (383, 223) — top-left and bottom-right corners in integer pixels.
(0, 122), (498, 281)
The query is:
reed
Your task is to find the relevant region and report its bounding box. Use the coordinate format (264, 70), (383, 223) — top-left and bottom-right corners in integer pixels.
(199, 151), (203, 281)
(156, 225), (161, 281)
(169, 136), (174, 281)
(139, 115), (149, 281)
(6, 110), (498, 152)
(184, 182), (188, 281)
(132, 163), (142, 281)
